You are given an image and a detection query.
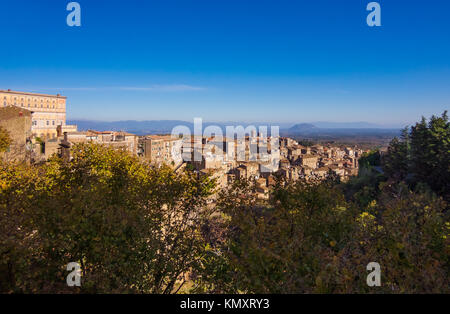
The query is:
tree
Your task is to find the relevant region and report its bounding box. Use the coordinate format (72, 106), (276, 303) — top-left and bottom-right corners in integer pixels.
(409, 112), (449, 198)
(0, 126), (11, 153)
(358, 150), (381, 169)
(337, 190), (449, 293)
(1, 143), (216, 293)
(196, 178), (356, 293)
(382, 128), (409, 181)
(1, 112), (448, 294)
(0, 161), (41, 293)
(194, 169), (449, 293)
(382, 111), (449, 200)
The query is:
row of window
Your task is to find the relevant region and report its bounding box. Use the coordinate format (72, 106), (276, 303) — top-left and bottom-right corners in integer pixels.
(3, 102), (63, 109)
(3, 95), (58, 103)
(32, 120), (63, 127)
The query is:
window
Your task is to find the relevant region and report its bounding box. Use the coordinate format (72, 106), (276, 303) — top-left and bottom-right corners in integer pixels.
(46, 121), (49, 126)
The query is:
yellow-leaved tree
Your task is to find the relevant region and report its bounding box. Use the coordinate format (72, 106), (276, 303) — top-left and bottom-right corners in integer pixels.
(1, 142), (216, 293)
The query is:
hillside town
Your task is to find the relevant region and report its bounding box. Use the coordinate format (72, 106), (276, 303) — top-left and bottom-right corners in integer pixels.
(1, 90), (364, 198)
(2, 1), (449, 297)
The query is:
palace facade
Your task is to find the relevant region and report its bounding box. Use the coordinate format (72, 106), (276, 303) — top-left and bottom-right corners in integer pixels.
(0, 89), (76, 139)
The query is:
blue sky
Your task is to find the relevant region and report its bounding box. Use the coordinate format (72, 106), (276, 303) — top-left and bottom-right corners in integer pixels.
(0, 0), (449, 126)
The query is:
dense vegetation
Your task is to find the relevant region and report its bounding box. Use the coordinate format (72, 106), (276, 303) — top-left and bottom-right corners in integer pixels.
(0, 113), (448, 293)
(383, 112), (450, 200)
(0, 126), (11, 153)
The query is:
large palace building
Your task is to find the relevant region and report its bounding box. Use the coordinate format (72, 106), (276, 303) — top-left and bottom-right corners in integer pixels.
(0, 89), (76, 139)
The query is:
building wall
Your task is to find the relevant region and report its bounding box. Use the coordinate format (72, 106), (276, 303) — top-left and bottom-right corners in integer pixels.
(140, 136), (183, 167)
(301, 155), (318, 169)
(0, 89), (68, 139)
(0, 106), (32, 161)
(66, 131), (138, 155)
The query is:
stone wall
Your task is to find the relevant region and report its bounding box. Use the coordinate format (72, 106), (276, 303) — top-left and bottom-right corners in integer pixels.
(0, 106), (32, 161)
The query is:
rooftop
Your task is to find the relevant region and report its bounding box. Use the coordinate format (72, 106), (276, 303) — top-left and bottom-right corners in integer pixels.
(0, 106), (32, 119)
(0, 89), (67, 99)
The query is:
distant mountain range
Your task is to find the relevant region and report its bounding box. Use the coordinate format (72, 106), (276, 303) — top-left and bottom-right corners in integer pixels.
(67, 119), (401, 136)
(288, 123), (318, 133)
(310, 121), (386, 128)
(285, 122), (400, 138)
(68, 120), (291, 135)
(69, 120), (191, 135)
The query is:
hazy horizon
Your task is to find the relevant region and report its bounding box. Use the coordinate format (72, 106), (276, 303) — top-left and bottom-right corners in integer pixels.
(67, 117), (406, 129)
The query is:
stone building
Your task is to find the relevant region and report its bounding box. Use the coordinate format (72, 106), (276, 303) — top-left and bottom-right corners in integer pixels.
(0, 106), (32, 161)
(256, 176), (270, 200)
(300, 154), (319, 169)
(199, 168), (228, 189)
(313, 167), (330, 179)
(65, 130), (139, 155)
(139, 135), (183, 167)
(0, 89), (77, 139)
(329, 165), (345, 179)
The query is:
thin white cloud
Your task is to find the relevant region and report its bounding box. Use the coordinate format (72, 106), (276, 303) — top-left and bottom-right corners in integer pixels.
(120, 84), (206, 92)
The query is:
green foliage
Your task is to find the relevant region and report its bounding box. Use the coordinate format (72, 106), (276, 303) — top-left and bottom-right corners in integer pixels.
(0, 126), (12, 153)
(1, 143), (215, 293)
(383, 111), (450, 199)
(409, 112), (450, 198)
(383, 129), (409, 181)
(185, 163), (195, 171)
(358, 150), (381, 169)
(340, 192), (449, 293)
(0, 161), (41, 292)
(343, 166), (385, 208)
(194, 178), (449, 293)
(1, 112), (448, 294)
(196, 179), (354, 293)
(297, 139), (315, 147)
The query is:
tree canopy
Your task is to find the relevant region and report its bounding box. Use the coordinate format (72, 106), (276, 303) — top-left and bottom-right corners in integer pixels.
(382, 111), (449, 200)
(0, 113), (448, 294)
(0, 127), (11, 153)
